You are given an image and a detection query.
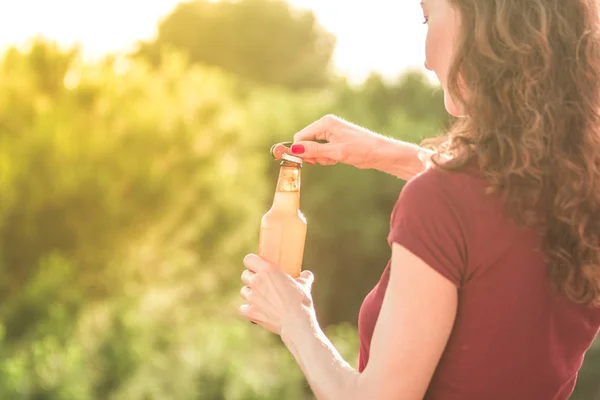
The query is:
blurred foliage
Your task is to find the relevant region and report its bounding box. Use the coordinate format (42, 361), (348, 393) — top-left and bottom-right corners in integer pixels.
(136, 0), (336, 89)
(0, 4), (597, 398)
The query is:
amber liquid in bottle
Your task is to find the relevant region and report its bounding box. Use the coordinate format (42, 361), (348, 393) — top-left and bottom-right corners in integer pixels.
(258, 154), (307, 277)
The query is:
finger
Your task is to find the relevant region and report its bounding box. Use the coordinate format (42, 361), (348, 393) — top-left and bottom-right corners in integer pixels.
(318, 159), (338, 166)
(239, 304), (278, 332)
(297, 270), (314, 290)
(293, 115), (337, 143)
(299, 270), (314, 283)
(241, 269), (256, 286)
(269, 143), (316, 164)
(291, 154), (317, 165)
(240, 304), (259, 323)
(290, 141), (338, 161)
(243, 254), (272, 273)
(240, 285), (252, 301)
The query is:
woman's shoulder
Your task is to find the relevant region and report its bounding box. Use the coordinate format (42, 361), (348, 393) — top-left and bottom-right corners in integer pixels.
(400, 159), (487, 208)
(388, 162), (484, 288)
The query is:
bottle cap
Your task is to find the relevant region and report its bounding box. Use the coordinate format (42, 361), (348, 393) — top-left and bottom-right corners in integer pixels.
(282, 153), (303, 164)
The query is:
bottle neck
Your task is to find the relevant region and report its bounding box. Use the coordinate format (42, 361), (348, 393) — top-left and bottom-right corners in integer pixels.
(272, 163), (301, 210)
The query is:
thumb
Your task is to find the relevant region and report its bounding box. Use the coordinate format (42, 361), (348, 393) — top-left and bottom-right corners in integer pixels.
(291, 141), (335, 160)
(298, 270), (314, 287)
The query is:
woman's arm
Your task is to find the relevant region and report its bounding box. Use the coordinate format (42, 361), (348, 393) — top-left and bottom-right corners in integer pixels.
(372, 136), (432, 180)
(290, 115), (431, 181)
(281, 243), (458, 400)
(280, 312), (359, 400)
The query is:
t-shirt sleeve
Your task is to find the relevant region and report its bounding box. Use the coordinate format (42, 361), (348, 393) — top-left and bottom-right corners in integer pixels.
(387, 170), (469, 288)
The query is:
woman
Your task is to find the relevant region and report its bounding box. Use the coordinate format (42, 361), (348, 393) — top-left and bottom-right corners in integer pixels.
(239, 0), (600, 398)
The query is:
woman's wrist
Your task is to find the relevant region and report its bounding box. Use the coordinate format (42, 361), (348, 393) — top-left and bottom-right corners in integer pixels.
(281, 304), (319, 347)
(280, 305), (359, 400)
(372, 136), (429, 180)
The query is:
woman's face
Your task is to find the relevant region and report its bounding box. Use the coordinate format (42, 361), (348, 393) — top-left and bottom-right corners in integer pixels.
(421, 0), (463, 116)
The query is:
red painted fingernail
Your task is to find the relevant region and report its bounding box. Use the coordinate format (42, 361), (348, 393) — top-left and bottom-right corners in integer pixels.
(291, 144), (305, 154)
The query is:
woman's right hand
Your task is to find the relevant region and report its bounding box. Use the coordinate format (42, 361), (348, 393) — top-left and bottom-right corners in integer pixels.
(289, 115), (388, 169)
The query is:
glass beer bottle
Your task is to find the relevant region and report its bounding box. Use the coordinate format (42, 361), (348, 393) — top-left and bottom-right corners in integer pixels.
(259, 153), (307, 277)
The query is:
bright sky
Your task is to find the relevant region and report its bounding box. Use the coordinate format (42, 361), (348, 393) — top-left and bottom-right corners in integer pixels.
(0, 0), (430, 82)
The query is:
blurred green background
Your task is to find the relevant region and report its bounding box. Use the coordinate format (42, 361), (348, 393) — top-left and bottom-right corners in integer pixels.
(0, 0), (597, 399)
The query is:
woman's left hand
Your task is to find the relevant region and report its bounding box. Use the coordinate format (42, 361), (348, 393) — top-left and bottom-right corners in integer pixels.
(239, 254), (315, 336)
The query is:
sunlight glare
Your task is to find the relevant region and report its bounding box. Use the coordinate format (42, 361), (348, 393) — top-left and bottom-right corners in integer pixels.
(0, 0), (432, 81)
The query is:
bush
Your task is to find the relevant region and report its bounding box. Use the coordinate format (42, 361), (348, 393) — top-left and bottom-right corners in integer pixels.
(0, 39), (596, 399)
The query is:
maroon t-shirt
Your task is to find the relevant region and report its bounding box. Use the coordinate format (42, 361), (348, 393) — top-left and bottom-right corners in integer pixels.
(357, 164), (600, 399)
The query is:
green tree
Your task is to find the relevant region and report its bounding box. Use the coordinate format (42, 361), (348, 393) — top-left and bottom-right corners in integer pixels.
(0, 37), (596, 400)
(136, 0), (336, 89)
(0, 40), (282, 398)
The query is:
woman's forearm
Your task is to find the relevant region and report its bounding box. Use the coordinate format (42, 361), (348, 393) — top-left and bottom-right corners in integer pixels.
(281, 309), (360, 400)
(372, 137), (431, 180)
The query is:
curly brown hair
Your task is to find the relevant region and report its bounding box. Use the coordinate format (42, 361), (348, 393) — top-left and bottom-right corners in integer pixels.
(425, 0), (600, 306)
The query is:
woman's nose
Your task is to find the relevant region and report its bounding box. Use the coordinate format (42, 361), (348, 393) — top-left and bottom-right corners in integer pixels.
(424, 60), (432, 71)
